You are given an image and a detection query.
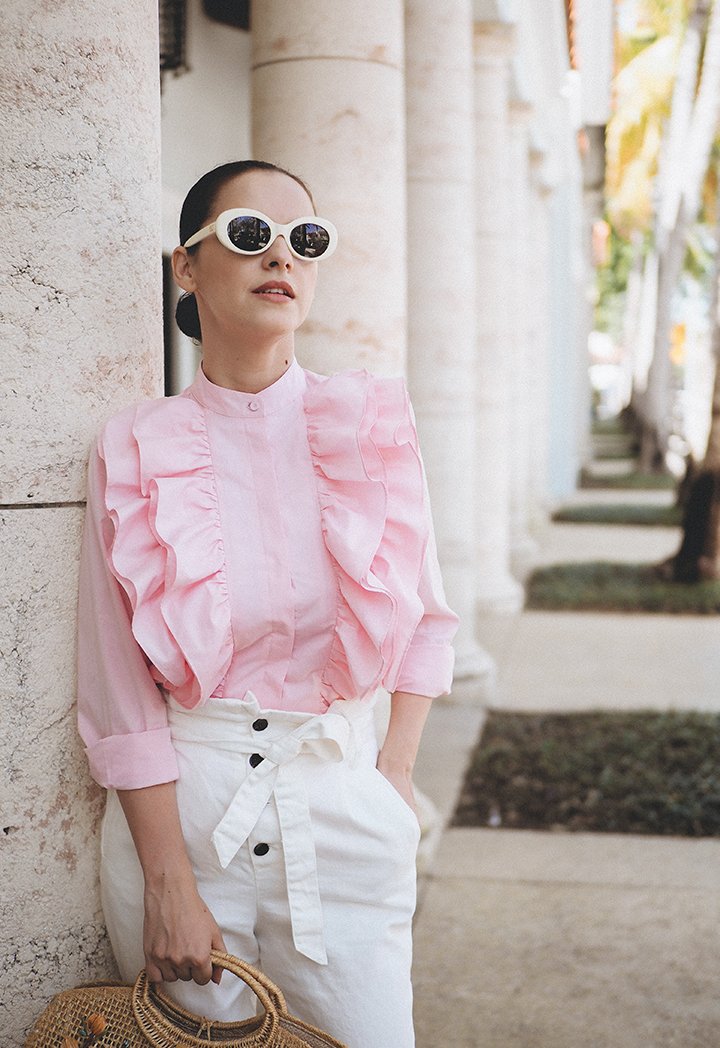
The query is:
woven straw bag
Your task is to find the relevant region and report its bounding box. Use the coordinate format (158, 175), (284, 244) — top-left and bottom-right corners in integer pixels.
(24, 950), (347, 1047)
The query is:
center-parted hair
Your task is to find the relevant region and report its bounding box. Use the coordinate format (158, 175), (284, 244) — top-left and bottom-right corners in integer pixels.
(175, 160), (316, 342)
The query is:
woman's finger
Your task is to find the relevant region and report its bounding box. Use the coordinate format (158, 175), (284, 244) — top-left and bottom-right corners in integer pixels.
(211, 928), (227, 985)
(157, 961), (178, 983)
(145, 959), (165, 984)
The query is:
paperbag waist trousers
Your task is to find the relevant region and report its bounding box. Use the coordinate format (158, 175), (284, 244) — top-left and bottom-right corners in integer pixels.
(100, 691), (420, 1048)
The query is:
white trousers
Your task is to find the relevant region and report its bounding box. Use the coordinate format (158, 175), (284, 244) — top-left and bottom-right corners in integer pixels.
(100, 692), (420, 1048)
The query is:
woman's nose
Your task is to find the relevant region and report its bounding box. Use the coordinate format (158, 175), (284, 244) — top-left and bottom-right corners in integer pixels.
(264, 234), (294, 270)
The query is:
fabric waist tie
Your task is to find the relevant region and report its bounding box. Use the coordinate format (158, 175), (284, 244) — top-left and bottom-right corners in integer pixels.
(167, 690), (377, 966)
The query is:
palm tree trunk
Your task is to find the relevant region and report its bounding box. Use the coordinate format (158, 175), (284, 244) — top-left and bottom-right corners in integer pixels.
(668, 182), (720, 581)
(637, 0), (719, 469)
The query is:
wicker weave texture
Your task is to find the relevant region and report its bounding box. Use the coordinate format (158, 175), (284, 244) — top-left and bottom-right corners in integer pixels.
(24, 953), (347, 1047)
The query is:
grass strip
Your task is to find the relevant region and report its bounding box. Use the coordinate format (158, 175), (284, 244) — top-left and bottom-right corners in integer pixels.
(453, 710), (720, 836)
(591, 418), (632, 436)
(552, 504), (682, 527)
(592, 449), (639, 461)
(580, 469), (677, 491)
(526, 561), (720, 614)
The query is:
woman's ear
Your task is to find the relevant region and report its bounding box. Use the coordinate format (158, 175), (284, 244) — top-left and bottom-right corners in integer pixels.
(172, 246), (197, 293)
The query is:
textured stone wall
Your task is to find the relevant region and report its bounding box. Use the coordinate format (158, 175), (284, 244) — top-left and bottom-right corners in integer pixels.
(0, 3), (163, 1044)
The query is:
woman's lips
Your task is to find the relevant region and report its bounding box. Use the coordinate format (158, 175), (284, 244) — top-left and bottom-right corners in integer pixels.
(252, 281), (295, 299)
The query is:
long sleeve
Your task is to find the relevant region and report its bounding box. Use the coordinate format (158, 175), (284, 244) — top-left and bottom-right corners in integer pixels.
(77, 443), (179, 790)
(389, 458), (459, 699)
(391, 530), (458, 698)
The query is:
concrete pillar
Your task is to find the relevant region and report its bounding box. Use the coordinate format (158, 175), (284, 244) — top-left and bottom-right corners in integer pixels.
(473, 22), (524, 613)
(1, 2), (163, 1042)
(404, 0), (494, 685)
(526, 149), (554, 520)
(507, 99), (540, 566)
(251, 3), (407, 377)
(546, 100), (589, 501)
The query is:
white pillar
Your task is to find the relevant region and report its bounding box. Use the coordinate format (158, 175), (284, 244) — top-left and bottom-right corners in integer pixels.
(1, 2), (163, 1042)
(527, 148), (554, 520)
(251, 3), (407, 377)
(473, 22), (524, 613)
(507, 99), (540, 565)
(405, 0), (494, 685)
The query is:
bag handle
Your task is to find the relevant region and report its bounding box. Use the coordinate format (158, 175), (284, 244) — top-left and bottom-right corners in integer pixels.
(132, 950), (287, 1046)
(209, 949), (288, 1012)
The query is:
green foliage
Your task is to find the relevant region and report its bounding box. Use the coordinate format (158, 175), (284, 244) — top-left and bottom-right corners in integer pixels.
(551, 503), (682, 526)
(594, 228), (641, 336)
(683, 222), (718, 282)
(453, 710), (720, 836)
(526, 561), (720, 613)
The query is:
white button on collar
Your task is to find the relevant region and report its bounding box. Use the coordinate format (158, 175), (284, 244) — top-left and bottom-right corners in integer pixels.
(248, 400), (259, 412)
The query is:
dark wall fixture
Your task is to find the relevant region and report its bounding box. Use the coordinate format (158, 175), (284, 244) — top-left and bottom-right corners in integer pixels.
(203, 0), (250, 30)
(160, 0), (188, 74)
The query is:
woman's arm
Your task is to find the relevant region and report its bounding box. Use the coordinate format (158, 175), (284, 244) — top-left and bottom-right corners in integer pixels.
(117, 783), (226, 984)
(376, 690), (433, 815)
(78, 445), (180, 789)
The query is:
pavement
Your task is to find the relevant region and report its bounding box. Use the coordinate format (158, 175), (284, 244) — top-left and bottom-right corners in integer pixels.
(411, 490), (720, 1048)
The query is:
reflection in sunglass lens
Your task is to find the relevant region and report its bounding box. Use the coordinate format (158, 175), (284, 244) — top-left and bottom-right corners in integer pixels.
(290, 223), (330, 258)
(226, 215), (272, 252)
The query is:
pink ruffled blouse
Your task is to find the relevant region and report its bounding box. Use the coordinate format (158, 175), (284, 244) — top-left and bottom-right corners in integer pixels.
(77, 359), (459, 790)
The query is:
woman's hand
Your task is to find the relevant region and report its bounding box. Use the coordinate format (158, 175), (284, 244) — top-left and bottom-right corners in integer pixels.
(375, 757), (419, 818)
(143, 869), (227, 985)
(376, 690), (433, 820)
(117, 782), (226, 986)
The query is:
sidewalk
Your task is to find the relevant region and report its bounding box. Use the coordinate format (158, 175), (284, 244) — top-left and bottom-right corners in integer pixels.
(411, 498), (720, 1048)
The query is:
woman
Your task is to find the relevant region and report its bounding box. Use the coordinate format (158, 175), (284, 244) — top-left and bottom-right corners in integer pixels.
(77, 160), (459, 1048)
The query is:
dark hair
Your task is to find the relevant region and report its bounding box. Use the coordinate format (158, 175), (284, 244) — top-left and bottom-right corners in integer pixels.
(175, 160), (316, 342)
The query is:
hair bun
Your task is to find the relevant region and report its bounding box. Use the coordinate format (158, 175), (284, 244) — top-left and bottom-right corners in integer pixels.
(175, 292), (202, 341)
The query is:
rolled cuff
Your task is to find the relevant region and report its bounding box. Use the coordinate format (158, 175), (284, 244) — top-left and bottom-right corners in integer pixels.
(391, 640), (456, 699)
(85, 726), (179, 790)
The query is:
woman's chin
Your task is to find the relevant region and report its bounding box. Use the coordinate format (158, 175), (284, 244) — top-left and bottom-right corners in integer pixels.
(213, 310), (300, 344)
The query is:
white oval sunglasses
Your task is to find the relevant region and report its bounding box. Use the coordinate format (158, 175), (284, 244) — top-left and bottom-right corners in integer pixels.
(183, 208), (338, 261)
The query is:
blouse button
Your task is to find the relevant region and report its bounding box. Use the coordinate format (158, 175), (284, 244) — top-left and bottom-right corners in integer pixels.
(254, 842), (270, 856)
(252, 718), (269, 731)
(248, 399), (259, 412)
(249, 753), (264, 768)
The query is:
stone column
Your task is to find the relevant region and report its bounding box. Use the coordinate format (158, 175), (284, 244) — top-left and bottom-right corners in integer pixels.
(473, 22), (524, 612)
(405, 0), (494, 685)
(1, 3), (163, 1042)
(251, 3), (407, 377)
(507, 98), (540, 567)
(527, 149), (554, 520)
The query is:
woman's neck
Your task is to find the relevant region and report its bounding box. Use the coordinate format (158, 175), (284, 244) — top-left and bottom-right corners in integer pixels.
(200, 333), (295, 394)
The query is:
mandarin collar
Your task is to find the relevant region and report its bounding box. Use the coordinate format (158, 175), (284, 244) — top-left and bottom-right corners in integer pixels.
(187, 357), (306, 418)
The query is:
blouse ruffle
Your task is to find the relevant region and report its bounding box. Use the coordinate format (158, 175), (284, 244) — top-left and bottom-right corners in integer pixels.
(99, 399), (233, 709)
(303, 370), (428, 704)
(97, 369), (433, 708)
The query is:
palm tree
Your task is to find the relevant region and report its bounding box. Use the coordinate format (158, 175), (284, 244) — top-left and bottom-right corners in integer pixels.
(666, 188), (720, 581)
(637, 0), (720, 469)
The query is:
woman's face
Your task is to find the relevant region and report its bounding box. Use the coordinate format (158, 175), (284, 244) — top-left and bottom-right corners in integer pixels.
(173, 169), (320, 341)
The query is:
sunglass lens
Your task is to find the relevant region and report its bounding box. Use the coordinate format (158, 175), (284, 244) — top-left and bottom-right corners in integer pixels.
(290, 222), (331, 258)
(226, 215), (272, 252)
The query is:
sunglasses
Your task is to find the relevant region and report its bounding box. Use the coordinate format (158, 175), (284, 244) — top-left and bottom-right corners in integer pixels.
(183, 208), (338, 261)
